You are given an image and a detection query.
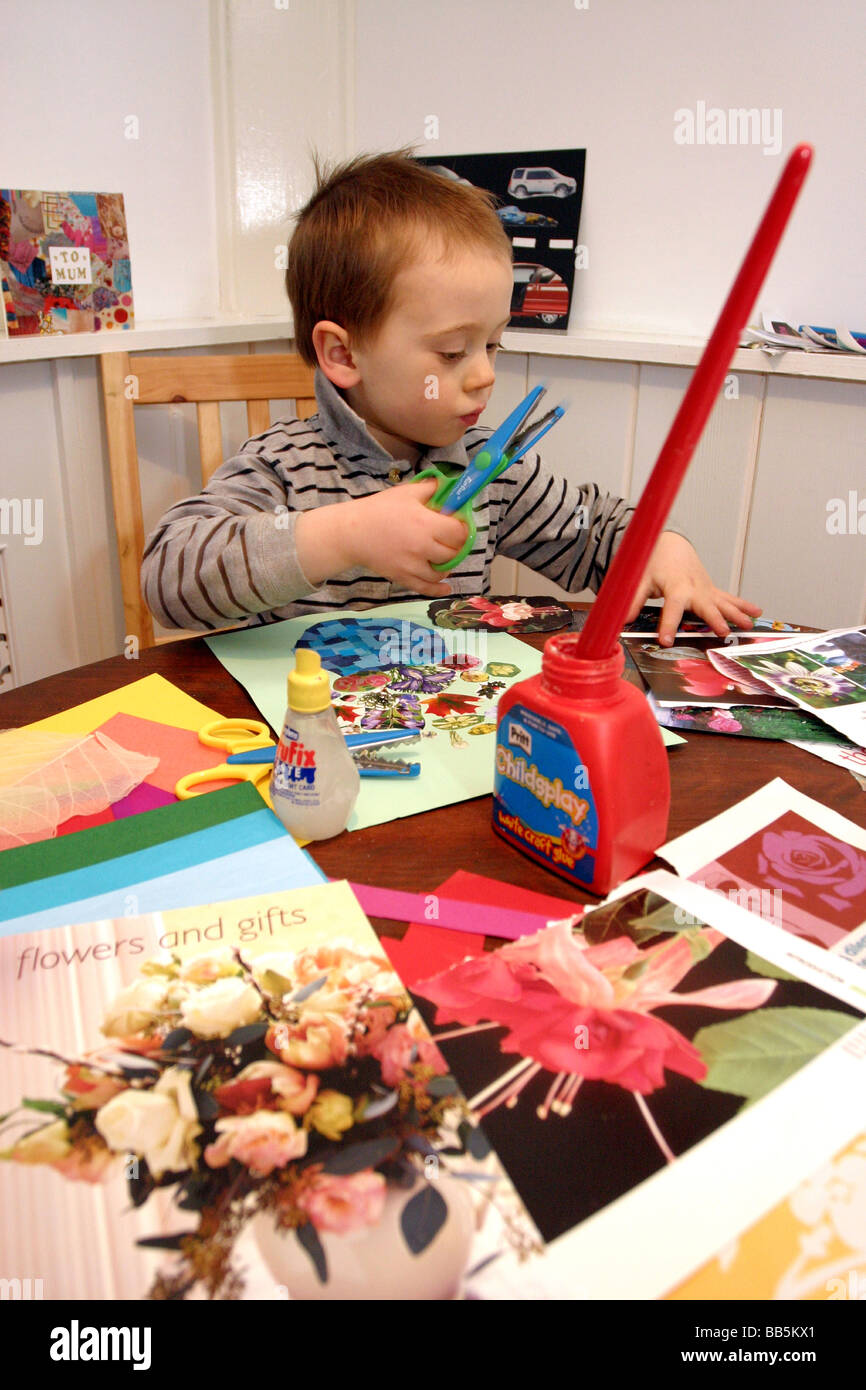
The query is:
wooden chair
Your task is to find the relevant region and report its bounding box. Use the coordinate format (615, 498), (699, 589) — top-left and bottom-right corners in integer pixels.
(100, 352), (317, 649)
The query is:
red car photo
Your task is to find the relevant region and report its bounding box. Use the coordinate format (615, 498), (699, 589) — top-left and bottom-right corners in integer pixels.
(510, 263), (570, 326)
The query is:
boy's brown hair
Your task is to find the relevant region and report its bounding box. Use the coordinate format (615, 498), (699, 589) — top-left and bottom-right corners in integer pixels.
(286, 150), (512, 366)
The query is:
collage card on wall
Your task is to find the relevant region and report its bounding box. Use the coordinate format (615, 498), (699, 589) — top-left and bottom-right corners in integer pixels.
(0, 190), (134, 336)
(417, 150), (586, 332)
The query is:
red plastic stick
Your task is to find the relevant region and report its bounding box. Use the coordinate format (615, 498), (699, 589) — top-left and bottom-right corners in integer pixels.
(576, 143), (813, 660)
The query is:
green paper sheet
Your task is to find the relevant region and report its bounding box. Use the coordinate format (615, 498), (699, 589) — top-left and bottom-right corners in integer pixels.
(0, 783), (263, 890)
(206, 601), (681, 831)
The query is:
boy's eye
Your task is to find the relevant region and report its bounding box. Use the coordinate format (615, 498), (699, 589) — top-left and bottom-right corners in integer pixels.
(438, 351), (465, 362)
(487, 341), (502, 353)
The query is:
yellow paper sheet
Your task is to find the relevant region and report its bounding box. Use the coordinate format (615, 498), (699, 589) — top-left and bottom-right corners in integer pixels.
(669, 1130), (866, 1300)
(26, 673), (222, 736)
(25, 673), (291, 826)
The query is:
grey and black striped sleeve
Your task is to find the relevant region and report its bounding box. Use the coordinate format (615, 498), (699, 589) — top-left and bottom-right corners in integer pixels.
(140, 449), (316, 630)
(490, 453), (634, 593)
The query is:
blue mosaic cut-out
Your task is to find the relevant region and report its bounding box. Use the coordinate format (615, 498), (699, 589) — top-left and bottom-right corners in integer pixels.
(297, 618), (448, 675)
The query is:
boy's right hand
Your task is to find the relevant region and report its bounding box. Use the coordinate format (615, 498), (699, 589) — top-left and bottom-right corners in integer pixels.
(347, 480), (468, 595)
(294, 480), (467, 594)
(296, 479), (468, 597)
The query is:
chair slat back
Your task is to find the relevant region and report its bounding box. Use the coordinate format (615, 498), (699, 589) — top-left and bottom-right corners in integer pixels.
(100, 351), (317, 647)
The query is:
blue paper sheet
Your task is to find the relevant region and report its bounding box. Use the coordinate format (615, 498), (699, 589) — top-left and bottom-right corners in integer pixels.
(0, 837), (324, 938)
(0, 808), (289, 925)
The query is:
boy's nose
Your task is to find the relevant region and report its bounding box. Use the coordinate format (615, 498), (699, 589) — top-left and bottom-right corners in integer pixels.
(463, 353), (496, 393)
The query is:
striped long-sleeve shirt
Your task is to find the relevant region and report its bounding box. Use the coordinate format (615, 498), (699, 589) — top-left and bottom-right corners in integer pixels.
(141, 369), (636, 630)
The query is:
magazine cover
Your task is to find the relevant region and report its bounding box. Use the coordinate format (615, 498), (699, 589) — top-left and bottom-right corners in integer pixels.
(0, 189), (134, 336)
(0, 882), (538, 1300)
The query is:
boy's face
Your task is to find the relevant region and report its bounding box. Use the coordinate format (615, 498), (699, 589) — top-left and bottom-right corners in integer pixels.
(344, 241), (514, 462)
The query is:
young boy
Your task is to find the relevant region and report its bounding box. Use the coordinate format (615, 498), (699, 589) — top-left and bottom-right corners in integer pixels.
(141, 152), (760, 646)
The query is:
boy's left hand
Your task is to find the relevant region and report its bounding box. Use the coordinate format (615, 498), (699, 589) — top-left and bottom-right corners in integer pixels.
(626, 531), (762, 646)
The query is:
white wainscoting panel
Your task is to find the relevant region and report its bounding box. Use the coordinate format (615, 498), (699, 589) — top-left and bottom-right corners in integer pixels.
(630, 364), (765, 594)
(740, 377), (866, 629)
(500, 353), (639, 601)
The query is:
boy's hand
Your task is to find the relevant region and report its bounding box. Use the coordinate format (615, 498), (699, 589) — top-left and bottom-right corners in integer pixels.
(297, 479), (468, 597)
(626, 531), (762, 646)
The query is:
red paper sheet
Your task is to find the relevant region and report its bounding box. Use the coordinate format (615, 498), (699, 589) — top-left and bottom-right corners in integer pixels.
(383, 871), (582, 985)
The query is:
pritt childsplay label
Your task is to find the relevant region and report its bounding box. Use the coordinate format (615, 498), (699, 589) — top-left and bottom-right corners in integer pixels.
(494, 704), (598, 886)
(492, 634), (670, 895)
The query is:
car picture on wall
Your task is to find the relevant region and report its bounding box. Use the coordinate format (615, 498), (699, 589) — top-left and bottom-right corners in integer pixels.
(507, 166), (577, 199)
(417, 148), (585, 332)
(510, 263), (569, 326)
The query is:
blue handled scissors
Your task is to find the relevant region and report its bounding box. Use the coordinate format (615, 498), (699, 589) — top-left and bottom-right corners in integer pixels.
(414, 384), (567, 572)
(225, 728), (421, 779)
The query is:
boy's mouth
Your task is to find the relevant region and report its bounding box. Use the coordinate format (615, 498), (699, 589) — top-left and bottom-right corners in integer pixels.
(459, 409), (484, 426)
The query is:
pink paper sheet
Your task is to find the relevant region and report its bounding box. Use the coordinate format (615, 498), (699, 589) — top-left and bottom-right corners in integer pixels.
(96, 712), (228, 794)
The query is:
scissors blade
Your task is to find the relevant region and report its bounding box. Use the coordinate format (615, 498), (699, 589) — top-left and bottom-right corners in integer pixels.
(227, 729), (421, 765)
(493, 405), (567, 479)
(439, 384), (547, 515)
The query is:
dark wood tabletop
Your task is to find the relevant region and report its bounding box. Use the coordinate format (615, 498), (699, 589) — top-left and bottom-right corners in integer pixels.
(3, 615), (864, 925)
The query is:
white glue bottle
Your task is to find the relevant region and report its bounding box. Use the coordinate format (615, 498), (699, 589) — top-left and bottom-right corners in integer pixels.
(269, 648), (360, 841)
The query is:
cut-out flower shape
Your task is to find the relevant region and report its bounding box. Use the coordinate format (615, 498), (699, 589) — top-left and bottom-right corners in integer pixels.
(332, 671), (390, 693)
(360, 699), (425, 732)
(423, 692), (481, 718)
(465, 597), (564, 629)
(431, 713), (484, 746)
(386, 664), (455, 695)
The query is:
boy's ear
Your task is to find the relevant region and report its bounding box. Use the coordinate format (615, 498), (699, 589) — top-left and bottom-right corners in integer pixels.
(311, 321), (361, 389)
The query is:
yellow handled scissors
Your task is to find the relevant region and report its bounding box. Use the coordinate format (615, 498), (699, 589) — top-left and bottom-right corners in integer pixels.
(175, 718), (274, 800)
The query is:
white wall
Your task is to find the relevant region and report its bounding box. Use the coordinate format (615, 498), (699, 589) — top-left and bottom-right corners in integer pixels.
(213, 0), (353, 316)
(0, 0), (220, 321)
(354, 0), (865, 337)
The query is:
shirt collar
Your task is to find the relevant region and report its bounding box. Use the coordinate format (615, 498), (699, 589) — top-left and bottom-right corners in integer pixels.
(314, 368), (471, 475)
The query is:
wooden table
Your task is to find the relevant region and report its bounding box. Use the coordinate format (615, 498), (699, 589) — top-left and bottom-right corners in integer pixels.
(3, 620), (864, 919)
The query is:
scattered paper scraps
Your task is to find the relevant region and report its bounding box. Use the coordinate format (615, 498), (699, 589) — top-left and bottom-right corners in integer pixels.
(624, 633), (792, 709)
(206, 602), (543, 831)
(723, 627), (866, 747)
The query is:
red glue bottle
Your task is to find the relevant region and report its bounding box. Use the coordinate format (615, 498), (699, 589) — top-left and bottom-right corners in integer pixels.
(492, 633), (670, 895)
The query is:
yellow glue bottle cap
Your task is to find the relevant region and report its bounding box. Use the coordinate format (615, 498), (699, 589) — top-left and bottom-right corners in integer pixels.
(288, 647), (331, 713)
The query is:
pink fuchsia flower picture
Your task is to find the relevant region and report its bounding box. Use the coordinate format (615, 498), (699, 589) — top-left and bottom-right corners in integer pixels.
(411, 888), (862, 1243)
